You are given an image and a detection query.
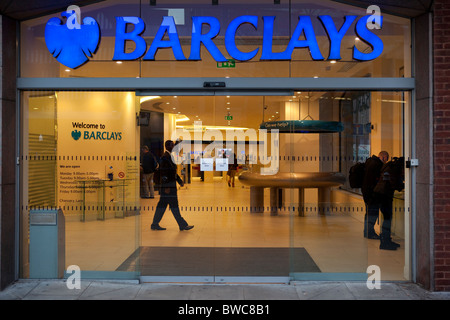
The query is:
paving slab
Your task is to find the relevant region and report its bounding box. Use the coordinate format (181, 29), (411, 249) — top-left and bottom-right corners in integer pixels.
(78, 281), (141, 300)
(1, 279), (449, 301)
(135, 284), (193, 300)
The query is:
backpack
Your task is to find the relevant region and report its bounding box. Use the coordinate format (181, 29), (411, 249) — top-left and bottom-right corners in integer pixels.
(349, 162), (365, 188)
(374, 157), (405, 195)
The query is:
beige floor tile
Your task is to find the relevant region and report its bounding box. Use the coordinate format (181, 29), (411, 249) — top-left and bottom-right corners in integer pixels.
(64, 180), (407, 280)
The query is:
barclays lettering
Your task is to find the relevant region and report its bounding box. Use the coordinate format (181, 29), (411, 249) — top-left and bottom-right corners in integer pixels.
(83, 131), (122, 141)
(112, 15), (383, 63)
(45, 6), (384, 69)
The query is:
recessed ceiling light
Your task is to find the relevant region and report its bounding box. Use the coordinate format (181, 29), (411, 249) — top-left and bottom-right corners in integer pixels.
(116, 61), (122, 64)
(65, 69), (70, 72)
(140, 96), (161, 104)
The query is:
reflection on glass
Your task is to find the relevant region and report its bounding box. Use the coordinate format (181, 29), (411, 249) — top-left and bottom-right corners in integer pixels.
(20, 0), (410, 78)
(21, 91), (141, 279)
(21, 92), (408, 280)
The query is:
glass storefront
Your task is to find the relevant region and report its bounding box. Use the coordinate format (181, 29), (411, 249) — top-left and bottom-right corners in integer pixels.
(18, 0), (413, 282)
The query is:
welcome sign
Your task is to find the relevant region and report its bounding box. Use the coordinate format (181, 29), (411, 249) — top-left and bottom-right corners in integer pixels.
(45, 6), (384, 69)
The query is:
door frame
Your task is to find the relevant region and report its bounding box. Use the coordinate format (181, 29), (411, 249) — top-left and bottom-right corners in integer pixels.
(17, 76), (416, 283)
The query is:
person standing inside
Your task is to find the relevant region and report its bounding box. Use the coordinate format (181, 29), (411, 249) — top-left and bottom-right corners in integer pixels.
(151, 140), (194, 231)
(361, 151), (389, 240)
(372, 154), (404, 250)
(227, 152), (238, 187)
(141, 145), (158, 199)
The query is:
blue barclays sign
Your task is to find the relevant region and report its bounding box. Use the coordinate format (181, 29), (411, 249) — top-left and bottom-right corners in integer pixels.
(113, 14), (383, 63)
(45, 6), (383, 69)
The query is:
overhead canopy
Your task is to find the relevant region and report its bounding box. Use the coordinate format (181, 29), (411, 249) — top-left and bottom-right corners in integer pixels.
(0, 0), (433, 21)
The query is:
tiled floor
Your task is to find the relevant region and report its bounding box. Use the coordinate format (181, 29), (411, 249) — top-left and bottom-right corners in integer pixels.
(64, 178), (406, 281)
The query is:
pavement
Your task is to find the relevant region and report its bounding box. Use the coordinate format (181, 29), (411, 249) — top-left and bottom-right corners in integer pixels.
(1, 279), (449, 301)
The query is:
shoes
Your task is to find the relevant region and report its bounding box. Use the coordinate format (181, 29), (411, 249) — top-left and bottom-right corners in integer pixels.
(149, 196), (154, 199)
(379, 237), (400, 250)
(364, 233), (380, 240)
(380, 240), (399, 250)
(392, 240), (401, 248)
(180, 225), (194, 231)
(151, 225), (166, 231)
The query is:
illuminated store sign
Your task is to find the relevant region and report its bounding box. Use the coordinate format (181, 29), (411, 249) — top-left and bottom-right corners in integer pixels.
(45, 7), (383, 69)
(71, 122), (123, 141)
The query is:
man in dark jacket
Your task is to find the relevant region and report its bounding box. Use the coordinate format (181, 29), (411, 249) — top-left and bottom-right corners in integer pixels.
(362, 151), (389, 240)
(372, 156), (404, 250)
(151, 140), (193, 231)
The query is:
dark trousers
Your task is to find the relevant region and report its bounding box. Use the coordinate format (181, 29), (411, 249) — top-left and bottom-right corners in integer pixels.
(365, 194), (393, 238)
(151, 187), (188, 230)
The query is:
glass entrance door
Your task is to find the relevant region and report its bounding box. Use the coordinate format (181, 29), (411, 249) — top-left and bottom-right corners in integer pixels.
(19, 89), (409, 282)
(137, 94), (291, 282)
(137, 90), (409, 282)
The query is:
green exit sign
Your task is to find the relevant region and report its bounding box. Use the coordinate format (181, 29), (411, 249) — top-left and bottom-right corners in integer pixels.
(217, 59), (235, 68)
(225, 116), (233, 120)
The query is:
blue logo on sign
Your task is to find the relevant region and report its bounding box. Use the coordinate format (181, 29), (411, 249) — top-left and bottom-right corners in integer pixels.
(71, 130), (82, 141)
(45, 6), (100, 69)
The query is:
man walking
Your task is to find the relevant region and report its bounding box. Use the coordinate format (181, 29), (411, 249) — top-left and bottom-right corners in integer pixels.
(151, 140), (193, 231)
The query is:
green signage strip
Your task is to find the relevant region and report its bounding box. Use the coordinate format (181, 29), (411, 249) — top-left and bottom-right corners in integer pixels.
(225, 115), (233, 120)
(217, 59), (235, 68)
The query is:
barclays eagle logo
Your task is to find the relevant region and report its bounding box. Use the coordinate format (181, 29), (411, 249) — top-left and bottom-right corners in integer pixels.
(71, 130), (82, 141)
(45, 5), (100, 69)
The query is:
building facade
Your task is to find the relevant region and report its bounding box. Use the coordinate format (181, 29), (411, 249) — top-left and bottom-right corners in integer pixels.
(0, 0), (449, 291)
